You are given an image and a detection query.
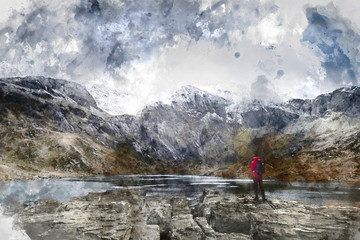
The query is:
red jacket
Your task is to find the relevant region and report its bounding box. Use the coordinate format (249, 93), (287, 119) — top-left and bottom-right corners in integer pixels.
(251, 157), (262, 182)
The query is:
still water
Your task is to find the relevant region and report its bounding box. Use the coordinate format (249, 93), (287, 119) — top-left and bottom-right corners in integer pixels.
(1, 175), (360, 206)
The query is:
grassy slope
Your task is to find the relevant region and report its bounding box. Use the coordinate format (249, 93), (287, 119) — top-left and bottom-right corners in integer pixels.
(221, 115), (360, 182)
(2, 111), (358, 182)
(0, 112), (199, 180)
(0, 109), (163, 180)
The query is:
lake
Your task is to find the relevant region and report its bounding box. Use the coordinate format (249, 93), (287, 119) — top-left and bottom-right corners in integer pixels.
(1, 175), (360, 206)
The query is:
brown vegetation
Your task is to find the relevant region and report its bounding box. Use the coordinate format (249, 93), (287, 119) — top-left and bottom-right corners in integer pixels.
(221, 130), (360, 183)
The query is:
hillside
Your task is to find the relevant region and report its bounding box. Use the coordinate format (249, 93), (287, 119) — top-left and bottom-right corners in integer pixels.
(0, 77), (164, 180)
(0, 77), (359, 181)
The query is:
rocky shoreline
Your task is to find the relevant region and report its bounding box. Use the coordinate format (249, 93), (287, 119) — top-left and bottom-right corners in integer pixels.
(5, 188), (360, 240)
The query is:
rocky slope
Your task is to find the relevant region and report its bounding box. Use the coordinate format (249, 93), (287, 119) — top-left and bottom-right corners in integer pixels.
(110, 85), (360, 181)
(109, 86), (238, 166)
(8, 189), (360, 240)
(0, 77), (161, 180)
(1, 76), (360, 181)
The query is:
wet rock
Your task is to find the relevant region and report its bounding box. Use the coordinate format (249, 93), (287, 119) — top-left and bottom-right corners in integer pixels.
(169, 214), (204, 239)
(132, 225), (160, 240)
(9, 189), (360, 240)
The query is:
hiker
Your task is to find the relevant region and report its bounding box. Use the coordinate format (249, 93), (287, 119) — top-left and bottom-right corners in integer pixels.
(251, 156), (266, 201)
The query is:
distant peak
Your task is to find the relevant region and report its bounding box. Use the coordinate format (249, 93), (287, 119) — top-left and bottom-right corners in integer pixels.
(172, 85), (227, 101)
(176, 85), (204, 94)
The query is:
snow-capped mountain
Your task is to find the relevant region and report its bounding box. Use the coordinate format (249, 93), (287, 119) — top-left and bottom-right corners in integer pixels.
(1, 77), (359, 181)
(110, 86), (237, 165)
(111, 84), (359, 169)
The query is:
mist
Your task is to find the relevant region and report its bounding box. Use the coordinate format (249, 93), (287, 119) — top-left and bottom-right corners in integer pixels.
(0, 0), (359, 115)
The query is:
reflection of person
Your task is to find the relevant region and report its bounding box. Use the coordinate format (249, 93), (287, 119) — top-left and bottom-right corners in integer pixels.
(251, 156), (266, 201)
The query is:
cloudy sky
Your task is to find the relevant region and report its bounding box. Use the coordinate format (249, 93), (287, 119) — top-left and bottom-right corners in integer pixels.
(1, 0), (360, 114)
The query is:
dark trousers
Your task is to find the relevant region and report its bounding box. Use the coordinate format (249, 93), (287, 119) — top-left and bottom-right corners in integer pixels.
(253, 177), (265, 200)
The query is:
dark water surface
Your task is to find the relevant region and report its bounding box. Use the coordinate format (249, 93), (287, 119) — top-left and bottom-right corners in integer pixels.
(1, 175), (360, 206)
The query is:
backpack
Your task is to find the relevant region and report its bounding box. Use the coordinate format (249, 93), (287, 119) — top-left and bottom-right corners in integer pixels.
(255, 159), (265, 176)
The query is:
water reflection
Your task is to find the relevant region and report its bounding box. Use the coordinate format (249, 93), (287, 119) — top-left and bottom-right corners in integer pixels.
(0, 175), (359, 207)
(0, 179), (112, 205)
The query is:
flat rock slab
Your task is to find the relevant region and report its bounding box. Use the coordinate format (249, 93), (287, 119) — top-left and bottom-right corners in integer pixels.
(7, 189), (360, 240)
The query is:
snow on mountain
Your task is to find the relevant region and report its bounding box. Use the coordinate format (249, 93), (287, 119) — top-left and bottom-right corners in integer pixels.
(1, 76), (360, 180)
(86, 84), (137, 116)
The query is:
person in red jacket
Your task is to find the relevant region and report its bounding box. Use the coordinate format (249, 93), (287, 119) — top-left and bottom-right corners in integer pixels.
(251, 156), (266, 201)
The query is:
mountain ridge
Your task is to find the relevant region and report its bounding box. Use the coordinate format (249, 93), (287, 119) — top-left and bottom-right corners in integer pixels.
(0, 76), (359, 181)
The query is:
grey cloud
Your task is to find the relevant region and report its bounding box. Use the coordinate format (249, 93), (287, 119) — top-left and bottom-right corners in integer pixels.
(15, 7), (54, 48)
(211, 0), (227, 11)
(160, 0), (174, 17)
(186, 23), (203, 41)
(276, 70), (284, 79)
(89, 0), (101, 14)
(106, 43), (126, 69)
(0, 0), (277, 83)
(251, 75), (281, 103)
(303, 4), (360, 87)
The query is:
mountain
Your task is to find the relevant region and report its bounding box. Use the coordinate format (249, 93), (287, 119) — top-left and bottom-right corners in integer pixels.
(109, 86), (237, 166)
(1, 77), (359, 181)
(110, 85), (360, 180)
(0, 76), (158, 179)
